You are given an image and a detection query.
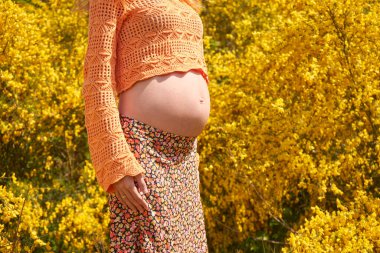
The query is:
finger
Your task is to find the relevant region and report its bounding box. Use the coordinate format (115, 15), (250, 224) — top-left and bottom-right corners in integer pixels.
(125, 183), (147, 213)
(115, 190), (128, 208)
(129, 184), (150, 212)
(122, 189), (138, 212)
(135, 174), (149, 195)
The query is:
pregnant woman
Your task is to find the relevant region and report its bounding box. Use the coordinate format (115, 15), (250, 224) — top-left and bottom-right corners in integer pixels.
(79, 0), (210, 251)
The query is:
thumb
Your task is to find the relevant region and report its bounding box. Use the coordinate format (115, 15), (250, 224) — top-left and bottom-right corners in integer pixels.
(135, 174), (149, 195)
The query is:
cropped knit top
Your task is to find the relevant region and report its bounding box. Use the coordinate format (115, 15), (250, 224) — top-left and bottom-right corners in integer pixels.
(81, 0), (209, 193)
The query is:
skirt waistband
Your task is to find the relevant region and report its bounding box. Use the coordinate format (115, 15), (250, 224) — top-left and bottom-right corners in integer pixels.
(119, 114), (197, 157)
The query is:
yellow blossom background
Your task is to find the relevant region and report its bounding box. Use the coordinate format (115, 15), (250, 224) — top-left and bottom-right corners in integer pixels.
(1, 0), (379, 252)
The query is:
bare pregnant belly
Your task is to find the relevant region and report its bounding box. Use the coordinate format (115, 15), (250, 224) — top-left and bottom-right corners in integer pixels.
(118, 69), (211, 137)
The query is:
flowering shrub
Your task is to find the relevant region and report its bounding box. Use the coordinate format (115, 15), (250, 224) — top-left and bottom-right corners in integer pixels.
(200, 0), (380, 251)
(0, 0), (379, 252)
(283, 190), (380, 252)
(0, 0), (87, 181)
(0, 0), (108, 252)
(0, 162), (109, 252)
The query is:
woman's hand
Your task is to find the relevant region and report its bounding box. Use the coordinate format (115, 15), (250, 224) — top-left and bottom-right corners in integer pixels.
(112, 173), (150, 213)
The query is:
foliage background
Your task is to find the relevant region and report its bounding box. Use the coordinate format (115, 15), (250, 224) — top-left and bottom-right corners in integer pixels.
(0, 0), (379, 252)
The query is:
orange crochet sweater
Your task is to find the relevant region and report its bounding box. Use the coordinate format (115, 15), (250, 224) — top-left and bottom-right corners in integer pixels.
(82, 0), (209, 193)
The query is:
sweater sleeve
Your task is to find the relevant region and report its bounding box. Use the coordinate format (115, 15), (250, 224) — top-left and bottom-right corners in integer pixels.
(82, 0), (146, 193)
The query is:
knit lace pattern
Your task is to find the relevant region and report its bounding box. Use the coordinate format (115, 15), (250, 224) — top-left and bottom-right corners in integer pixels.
(82, 0), (209, 192)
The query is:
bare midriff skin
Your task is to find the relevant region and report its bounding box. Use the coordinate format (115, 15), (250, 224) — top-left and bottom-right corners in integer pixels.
(118, 69), (211, 137)
(114, 69), (210, 212)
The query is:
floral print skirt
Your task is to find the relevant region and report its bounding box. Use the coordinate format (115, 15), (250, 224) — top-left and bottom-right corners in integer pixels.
(108, 114), (208, 252)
